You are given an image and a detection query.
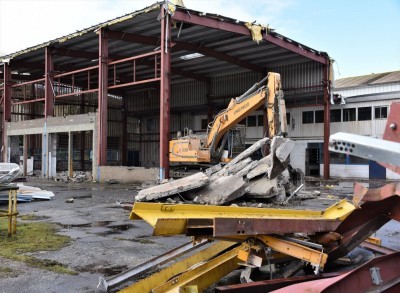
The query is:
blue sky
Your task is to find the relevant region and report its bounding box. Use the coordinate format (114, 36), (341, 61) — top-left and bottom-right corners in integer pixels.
(0, 0), (399, 78)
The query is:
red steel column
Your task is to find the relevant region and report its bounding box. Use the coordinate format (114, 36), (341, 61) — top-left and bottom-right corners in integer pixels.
(44, 47), (54, 117)
(2, 63), (11, 162)
(323, 61), (331, 179)
(98, 28), (109, 166)
(159, 6), (171, 180)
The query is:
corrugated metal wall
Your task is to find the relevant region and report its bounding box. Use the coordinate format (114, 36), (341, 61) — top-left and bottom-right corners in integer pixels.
(267, 61), (324, 91)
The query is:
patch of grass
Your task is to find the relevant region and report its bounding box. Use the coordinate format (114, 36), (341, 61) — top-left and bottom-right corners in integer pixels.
(0, 219), (76, 275)
(114, 236), (156, 244)
(0, 266), (16, 278)
(19, 214), (50, 221)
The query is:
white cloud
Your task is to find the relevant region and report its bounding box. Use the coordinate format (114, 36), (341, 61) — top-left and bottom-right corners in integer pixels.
(0, 0), (295, 55)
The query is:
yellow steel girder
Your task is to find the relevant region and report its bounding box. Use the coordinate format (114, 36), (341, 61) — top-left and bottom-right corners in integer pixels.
(130, 200), (355, 236)
(120, 241), (236, 293)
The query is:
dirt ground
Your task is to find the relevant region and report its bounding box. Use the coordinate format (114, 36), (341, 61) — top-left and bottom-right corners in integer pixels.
(0, 178), (399, 293)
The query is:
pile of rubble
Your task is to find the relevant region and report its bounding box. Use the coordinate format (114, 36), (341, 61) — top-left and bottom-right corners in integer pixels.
(54, 171), (93, 183)
(136, 136), (305, 205)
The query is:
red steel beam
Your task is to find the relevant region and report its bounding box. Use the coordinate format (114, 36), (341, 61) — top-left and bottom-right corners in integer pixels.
(159, 6), (171, 180)
(98, 28), (109, 166)
(323, 63), (330, 179)
(272, 252), (400, 293)
(172, 10), (328, 65)
(44, 47), (55, 117)
(107, 29), (264, 73)
(2, 63), (12, 162)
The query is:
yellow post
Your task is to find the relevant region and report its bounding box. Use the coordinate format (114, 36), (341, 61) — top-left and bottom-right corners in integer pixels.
(8, 189), (12, 236)
(12, 190), (17, 234)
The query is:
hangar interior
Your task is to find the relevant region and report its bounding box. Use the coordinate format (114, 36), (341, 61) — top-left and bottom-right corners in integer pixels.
(0, 1), (332, 181)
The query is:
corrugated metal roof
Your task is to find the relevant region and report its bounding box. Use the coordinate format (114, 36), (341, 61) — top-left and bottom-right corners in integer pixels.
(335, 71), (400, 88)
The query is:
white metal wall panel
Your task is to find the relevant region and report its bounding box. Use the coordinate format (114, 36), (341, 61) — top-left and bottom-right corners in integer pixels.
(287, 99), (398, 139)
(335, 84), (400, 97)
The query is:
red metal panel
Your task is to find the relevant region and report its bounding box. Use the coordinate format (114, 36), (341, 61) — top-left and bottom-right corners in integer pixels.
(172, 10), (328, 65)
(271, 252), (400, 293)
(45, 47), (55, 117)
(2, 63), (11, 162)
(380, 102), (400, 174)
(323, 64), (330, 179)
(98, 28), (109, 166)
(160, 6), (171, 180)
(210, 218), (342, 237)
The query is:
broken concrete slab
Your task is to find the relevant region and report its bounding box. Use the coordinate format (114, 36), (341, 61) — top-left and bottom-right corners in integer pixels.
(193, 175), (248, 205)
(135, 172), (209, 202)
(225, 137), (269, 168)
(235, 160), (259, 178)
(246, 177), (278, 198)
(211, 158), (253, 180)
(276, 139), (295, 163)
(247, 155), (272, 180)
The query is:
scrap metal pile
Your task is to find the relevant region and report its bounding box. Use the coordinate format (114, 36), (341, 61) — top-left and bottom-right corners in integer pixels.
(135, 136), (301, 205)
(98, 134), (400, 292)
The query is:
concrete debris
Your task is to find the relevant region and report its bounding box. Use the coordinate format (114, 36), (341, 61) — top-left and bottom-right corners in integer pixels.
(0, 183), (55, 202)
(0, 163), (21, 184)
(193, 175), (248, 205)
(135, 136), (297, 205)
(54, 171), (94, 183)
(246, 177), (278, 198)
(65, 198), (74, 203)
(136, 172), (209, 202)
(247, 154), (272, 180)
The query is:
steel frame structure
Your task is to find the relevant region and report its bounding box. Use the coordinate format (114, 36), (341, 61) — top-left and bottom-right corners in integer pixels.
(0, 3), (331, 179)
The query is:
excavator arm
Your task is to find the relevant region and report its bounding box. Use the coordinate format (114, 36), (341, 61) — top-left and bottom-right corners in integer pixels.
(206, 72), (285, 155)
(169, 72), (286, 164)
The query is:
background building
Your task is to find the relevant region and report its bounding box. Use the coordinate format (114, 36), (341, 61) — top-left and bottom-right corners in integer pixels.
(285, 71), (400, 179)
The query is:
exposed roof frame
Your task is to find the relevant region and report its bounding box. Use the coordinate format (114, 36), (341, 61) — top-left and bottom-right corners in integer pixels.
(53, 46), (209, 82)
(171, 10), (328, 65)
(107, 29), (264, 73)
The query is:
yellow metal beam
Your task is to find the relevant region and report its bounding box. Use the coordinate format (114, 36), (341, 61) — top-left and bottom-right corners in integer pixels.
(152, 243), (245, 293)
(223, 235), (327, 270)
(131, 200), (354, 235)
(120, 241), (236, 293)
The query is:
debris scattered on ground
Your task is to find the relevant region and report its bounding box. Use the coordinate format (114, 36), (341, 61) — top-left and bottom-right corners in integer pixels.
(54, 171), (93, 183)
(0, 183), (55, 202)
(65, 198), (74, 203)
(135, 136), (303, 205)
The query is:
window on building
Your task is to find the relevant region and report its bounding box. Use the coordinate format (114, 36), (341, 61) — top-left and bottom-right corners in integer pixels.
(257, 115), (264, 126)
(302, 111), (314, 124)
(247, 115), (257, 127)
(315, 110), (324, 123)
(330, 109), (341, 122)
(358, 107), (372, 121)
(286, 113), (291, 125)
(343, 108), (356, 121)
(375, 106), (388, 119)
(201, 118), (208, 130)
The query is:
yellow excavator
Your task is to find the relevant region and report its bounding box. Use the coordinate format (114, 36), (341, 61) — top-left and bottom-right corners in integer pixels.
(169, 72), (287, 164)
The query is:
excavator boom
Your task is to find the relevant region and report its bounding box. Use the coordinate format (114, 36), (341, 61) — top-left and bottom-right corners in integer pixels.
(169, 72), (286, 164)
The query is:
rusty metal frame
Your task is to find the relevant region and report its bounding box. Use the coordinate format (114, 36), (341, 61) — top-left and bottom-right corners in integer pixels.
(44, 47), (55, 117)
(159, 5), (171, 180)
(171, 10), (328, 65)
(186, 218), (342, 237)
(98, 28), (109, 166)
